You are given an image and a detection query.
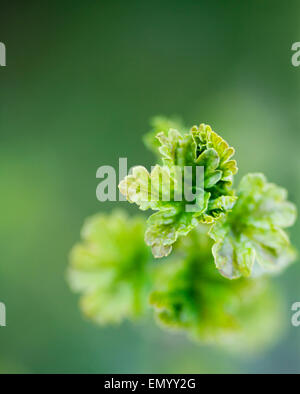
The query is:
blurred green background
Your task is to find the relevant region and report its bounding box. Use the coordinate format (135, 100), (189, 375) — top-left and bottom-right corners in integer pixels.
(0, 0), (300, 373)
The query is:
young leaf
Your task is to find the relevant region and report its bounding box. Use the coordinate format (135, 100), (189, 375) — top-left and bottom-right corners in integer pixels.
(67, 210), (152, 324)
(143, 116), (185, 156)
(209, 173), (297, 279)
(119, 122), (238, 258)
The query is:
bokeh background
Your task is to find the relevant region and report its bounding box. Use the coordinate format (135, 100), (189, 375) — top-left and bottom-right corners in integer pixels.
(0, 0), (300, 373)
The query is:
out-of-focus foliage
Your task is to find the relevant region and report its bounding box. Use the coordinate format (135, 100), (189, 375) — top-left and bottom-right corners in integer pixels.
(68, 219), (283, 350)
(68, 210), (152, 324)
(149, 227), (279, 347)
(222, 285), (285, 354)
(209, 173), (297, 279)
(119, 123), (237, 258)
